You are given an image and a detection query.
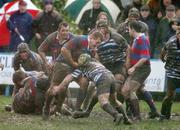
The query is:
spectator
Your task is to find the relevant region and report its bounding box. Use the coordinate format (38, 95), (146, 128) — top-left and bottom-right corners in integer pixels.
(147, 0), (179, 22)
(38, 22), (74, 75)
(172, 0), (180, 8)
(33, 0), (63, 50)
(78, 0), (107, 34)
(158, 0), (172, 20)
(146, 0), (160, 20)
(112, 0), (123, 10)
(121, 0), (143, 21)
(176, 8), (180, 18)
(140, 5), (157, 58)
(88, 11), (116, 33)
(166, 17), (180, 41)
(155, 4), (176, 58)
(97, 11), (114, 27)
(7, 0), (33, 52)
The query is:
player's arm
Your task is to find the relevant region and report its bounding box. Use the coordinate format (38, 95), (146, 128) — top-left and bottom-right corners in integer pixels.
(61, 40), (78, 68)
(52, 69), (82, 95)
(12, 86), (19, 99)
(38, 37), (51, 65)
(38, 44), (53, 74)
(160, 46), (167, 62)
(12, 54), (20, 71)
(132, 58), (149, 68)
(125, 45), (131, 69)
(51, 74), (74, 96)
(115, 33), (130, 69)
(38, 47), (48, 65)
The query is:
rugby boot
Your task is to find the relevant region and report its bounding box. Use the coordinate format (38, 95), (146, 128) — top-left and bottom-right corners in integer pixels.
(115, 106), (132, 125)
(42, 106), (50, 120)
(72, 110), (90, 119)
(5, 104), (12, 112)
(130, 99), (141, 122)
(148, 111), (161, 119)
(114, 114), (124, 125)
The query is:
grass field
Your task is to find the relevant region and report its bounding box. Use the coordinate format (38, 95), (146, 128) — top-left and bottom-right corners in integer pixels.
(0, 95), (180, 130)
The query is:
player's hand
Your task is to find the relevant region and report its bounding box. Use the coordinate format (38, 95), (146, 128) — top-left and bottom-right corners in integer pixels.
(128, 67), (135, 75)
(14, 27), (18, 33)
(35, 33), (41, 40)
(72, 62), (78, 68)
(48, 62), (54, 69)
(19, 88), (25, 96)
(51, 86), (59, 96)
(45, 62), (53, 74)
(157, 11), (162, 19)
(125, 62), (131, 69)
(37, 71), (45, 78)
(160, 54), (167, 63)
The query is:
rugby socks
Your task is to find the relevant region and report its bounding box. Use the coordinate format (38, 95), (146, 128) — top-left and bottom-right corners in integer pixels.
(56, 92), (67, 113)
(102, 103), (119, 118)
(160, 104), (166, 116)
(161, 96), (174, 119)
(115, 105), (129, 120)
(125, 99), (133, 117)
(86, 92), (98, 113)
(75, 89), (87, 110)
(82, 85), (95, 110)
(130, 99), (141, 120)
(142, 91), (157, 113)
(165, 102), (173, 119)
(42, 94), (54, 120)
(44, 94), (54, 111)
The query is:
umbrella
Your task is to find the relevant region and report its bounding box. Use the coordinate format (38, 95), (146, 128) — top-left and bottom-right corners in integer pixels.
(0, 0), (40, 47)
(64, 0), (120, 24)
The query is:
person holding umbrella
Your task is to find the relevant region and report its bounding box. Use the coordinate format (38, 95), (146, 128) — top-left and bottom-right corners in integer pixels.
(78, 0), (107, 34)
(7, 0), (33, 52)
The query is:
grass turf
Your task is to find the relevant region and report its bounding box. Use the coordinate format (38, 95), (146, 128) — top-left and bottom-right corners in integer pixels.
(0, 95), (180, 130)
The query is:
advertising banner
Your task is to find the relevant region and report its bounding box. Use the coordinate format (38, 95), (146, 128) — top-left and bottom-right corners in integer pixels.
(0, 53), (166, 92)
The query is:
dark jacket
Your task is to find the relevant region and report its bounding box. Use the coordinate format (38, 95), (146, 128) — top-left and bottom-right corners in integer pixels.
(78, 8), (105, 34)
(32, 10), (63, 47)
(140, 16), (157, 56)
(158, 0), (178, 18)
(7, 11), (33, 51)
(121, 1), (142, 21)
(155, 17), (171, 48)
